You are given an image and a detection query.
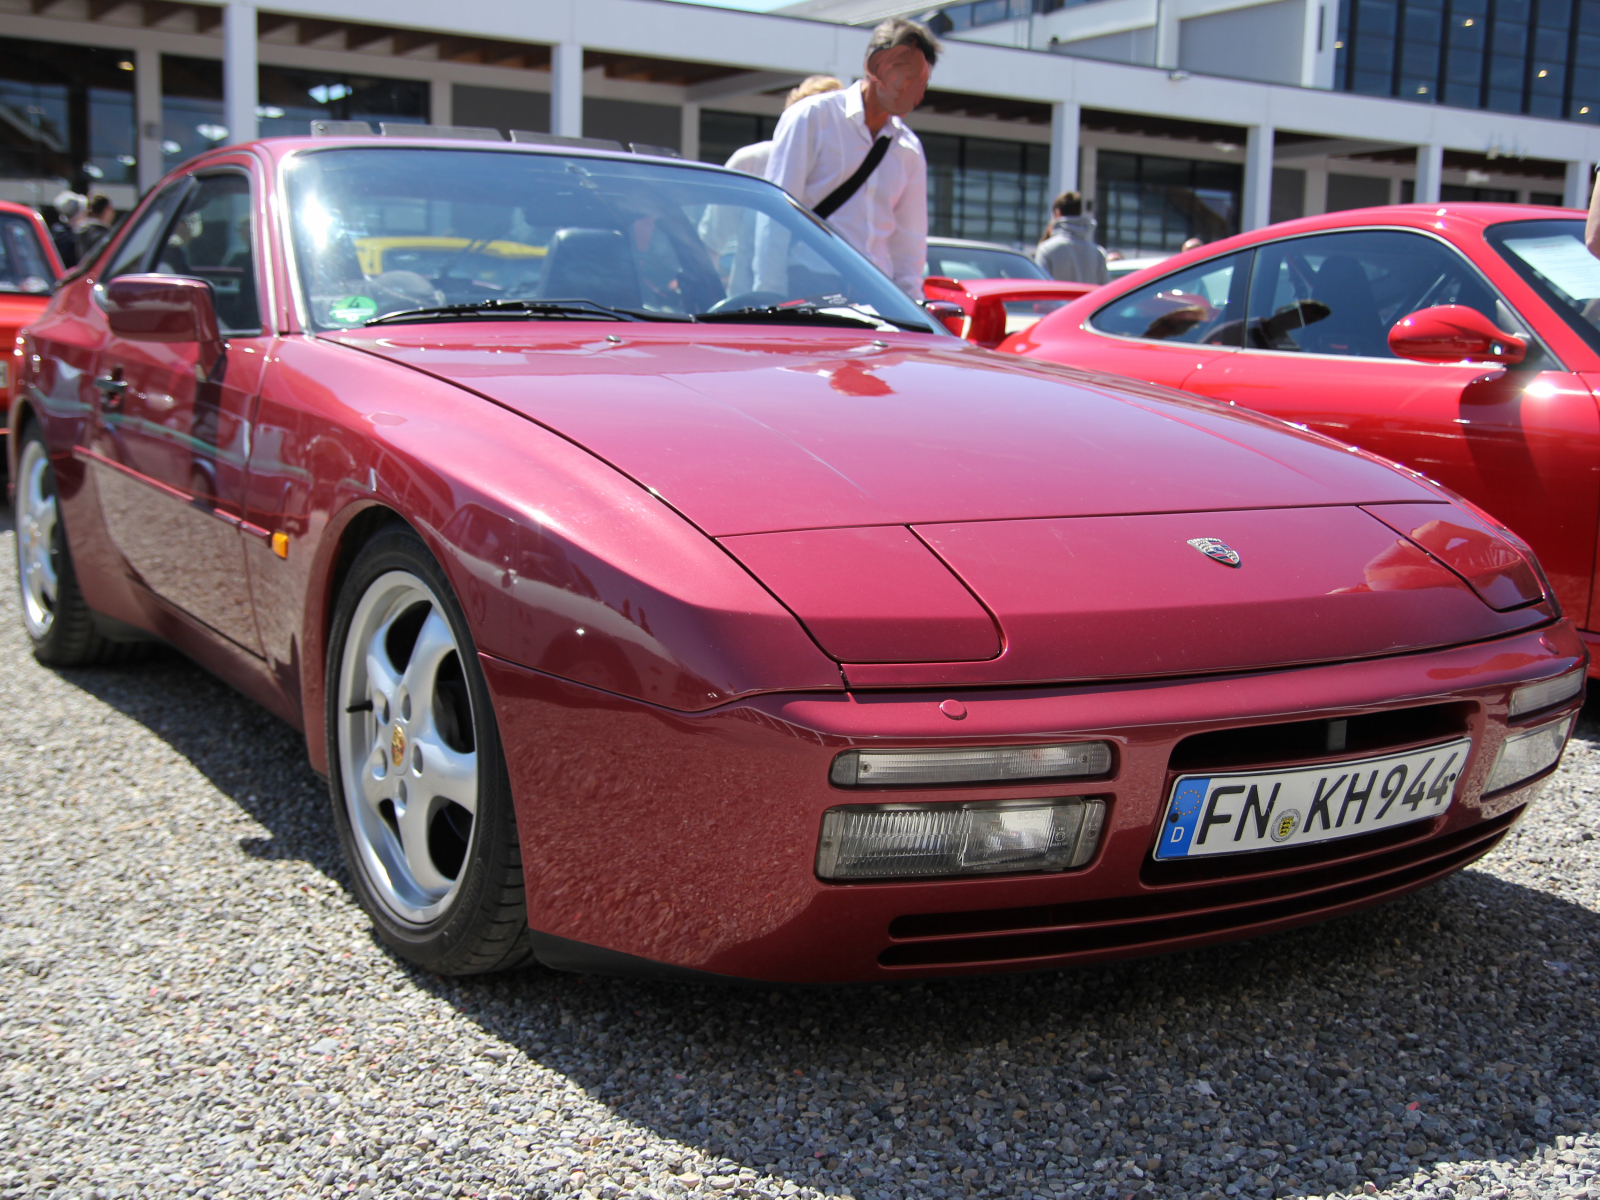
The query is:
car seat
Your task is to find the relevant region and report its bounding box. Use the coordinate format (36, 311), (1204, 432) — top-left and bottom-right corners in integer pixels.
(539, 228), (641, 311)
(1299, 254), (1390, 357)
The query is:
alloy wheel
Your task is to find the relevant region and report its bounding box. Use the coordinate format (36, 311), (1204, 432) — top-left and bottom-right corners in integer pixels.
(16, 437), (60, 640)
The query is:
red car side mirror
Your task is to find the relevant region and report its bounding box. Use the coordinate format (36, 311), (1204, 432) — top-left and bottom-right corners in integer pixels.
(922, 300), (966, 337)
(103, 274), (224, 348)
(1388, 304), (1526, 366)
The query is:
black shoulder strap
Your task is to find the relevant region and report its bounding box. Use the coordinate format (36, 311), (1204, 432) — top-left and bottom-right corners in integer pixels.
(814, 135), (892, 219)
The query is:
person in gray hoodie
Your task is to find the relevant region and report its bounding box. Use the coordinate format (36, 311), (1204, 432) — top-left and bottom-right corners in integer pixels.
(1036, 191), (1108, 284)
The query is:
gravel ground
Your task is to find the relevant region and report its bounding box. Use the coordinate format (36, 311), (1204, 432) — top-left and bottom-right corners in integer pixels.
(1, 500), (1597, 1200)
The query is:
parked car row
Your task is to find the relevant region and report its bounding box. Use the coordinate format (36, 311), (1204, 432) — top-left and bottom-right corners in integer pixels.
(6, 134), (1585, 983)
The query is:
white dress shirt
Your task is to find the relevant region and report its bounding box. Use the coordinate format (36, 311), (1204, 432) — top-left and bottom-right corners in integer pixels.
(699, 140), (774, 295)
(762, 82), (928, 297)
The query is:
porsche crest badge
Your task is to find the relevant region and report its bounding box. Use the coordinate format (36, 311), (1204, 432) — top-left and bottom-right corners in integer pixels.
(1187, 538), (1242, 567)
(391, 725), (407, 768)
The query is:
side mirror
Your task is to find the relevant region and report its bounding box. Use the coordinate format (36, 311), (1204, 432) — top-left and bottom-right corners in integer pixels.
(102, 274), (223, 348)
(1388, 304), (1526, 366)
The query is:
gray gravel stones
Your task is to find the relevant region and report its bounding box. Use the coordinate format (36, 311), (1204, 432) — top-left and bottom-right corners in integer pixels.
(0, 505), (1597, 1200)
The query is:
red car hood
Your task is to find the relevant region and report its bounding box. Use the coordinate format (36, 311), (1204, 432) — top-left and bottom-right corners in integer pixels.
(334, 326), (1429, 537)
(334, 326), (1548, 682)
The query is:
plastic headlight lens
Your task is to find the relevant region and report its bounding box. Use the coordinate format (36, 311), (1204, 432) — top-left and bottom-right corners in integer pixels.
(830, 742), (1113, 788)
(1484, 716), (1574, 794)
(1509, 670), (1584, 718)
(816, 798), (1106, 880)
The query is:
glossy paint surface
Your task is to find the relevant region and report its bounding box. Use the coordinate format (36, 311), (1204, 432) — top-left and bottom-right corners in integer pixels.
(1007, 204), (1600, 645)
(0, 200), (61, 422)
(10, 145), (1589, 981)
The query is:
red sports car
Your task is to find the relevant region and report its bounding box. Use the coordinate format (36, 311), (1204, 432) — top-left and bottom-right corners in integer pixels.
(1005, 203), (1600, 673)
(0, 199), (62, 452)
(10, 137), (1585, 982)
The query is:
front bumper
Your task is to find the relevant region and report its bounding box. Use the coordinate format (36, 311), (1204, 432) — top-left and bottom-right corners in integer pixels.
(482, 620), (1584, 983)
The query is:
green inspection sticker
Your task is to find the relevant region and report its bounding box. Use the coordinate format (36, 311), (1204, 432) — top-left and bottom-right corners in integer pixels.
(328, 295), (378, 325)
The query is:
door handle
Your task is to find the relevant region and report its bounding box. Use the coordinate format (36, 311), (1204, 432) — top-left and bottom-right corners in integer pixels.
(93, 369), (127, 409)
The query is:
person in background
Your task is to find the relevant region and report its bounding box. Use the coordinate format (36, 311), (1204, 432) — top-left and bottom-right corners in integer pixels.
(1586, 170), (1600, 259)
(1036, 192), (1107, 284)
(724, 76), (844, 181)
(76, 195), (116, 262)
(1181, 236), (1205, 252)
(50, 192), (86, 268)
(762, 18), (938, 298)
(701, 76), (844, 295)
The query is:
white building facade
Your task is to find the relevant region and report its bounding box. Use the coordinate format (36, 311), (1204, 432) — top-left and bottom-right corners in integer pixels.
(0, 0), (1594, 255)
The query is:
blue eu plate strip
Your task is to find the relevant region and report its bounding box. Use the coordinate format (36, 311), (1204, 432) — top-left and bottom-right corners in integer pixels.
(1159, 777), (1210, 859)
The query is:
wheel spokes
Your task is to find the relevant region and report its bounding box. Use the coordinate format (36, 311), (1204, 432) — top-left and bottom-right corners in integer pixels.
(412, 735), (477, 815)
(395, 794), (454, 894)
(398, 608), (456, 708)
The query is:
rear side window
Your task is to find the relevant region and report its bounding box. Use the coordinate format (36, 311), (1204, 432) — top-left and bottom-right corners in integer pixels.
(1244, 229), (1507, 359)
(0, 213), (53, 294)
(1089, 251), (1250, 345)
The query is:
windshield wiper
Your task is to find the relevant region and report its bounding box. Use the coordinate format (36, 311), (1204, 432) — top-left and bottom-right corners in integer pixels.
(695, 303), (932, 332)
(363, 298), (692, 327)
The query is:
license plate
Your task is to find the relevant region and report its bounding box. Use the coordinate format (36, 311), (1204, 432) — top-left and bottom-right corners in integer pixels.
(1154, 738), (1472, 860)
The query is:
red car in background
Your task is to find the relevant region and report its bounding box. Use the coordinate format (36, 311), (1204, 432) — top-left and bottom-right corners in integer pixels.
(0, 200), (62, 451)
(1006, 203), (1600, 669)
(9, 142), (1586, 982)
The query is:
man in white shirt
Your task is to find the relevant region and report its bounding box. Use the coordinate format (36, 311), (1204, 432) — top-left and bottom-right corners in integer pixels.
(762, 19), (938, 298)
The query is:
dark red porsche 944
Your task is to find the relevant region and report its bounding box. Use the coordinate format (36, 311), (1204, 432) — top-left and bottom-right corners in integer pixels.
(10, 132), (1585, 982)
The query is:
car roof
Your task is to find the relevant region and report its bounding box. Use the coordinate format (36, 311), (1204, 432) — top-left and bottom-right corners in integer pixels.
(240, 134), (733, 175)
(927, 236), (1034, 254)
(0, 199), (42, 218)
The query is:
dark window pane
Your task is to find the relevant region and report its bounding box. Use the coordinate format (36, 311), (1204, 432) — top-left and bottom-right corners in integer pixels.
(1402, 41), (1442, 73)
(1528, 91), (1564, 113)
(0, 36), (136, 190)
(1358, 0), (1400, 35)
(1447, 46), (1485, 80)
(1401, 75), (1440, 98)
(1487, 85), (1526, 109)
(1536, 0), (1571, 26)
(1404, 7), (1444, 39)
(1449, 13), (1487, 46)
(1489, 53), (1527, 87)
(1357, 32), (1398, 70)
(1443, 79), (1484, 104)
(1497, 0), (1532, 23)
(1582, 0), (1600, 30)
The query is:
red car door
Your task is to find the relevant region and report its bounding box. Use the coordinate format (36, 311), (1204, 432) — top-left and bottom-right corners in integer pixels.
(1180, 227), (1600, 624)
(1033, 250), (1251, 387)
(81, 166), (269, 652)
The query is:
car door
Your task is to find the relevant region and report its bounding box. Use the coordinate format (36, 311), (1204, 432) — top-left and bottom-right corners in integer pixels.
(1181, 227), (1600, 624)
(81, 165), (270, 653)
(1042, 250), (1251, 388)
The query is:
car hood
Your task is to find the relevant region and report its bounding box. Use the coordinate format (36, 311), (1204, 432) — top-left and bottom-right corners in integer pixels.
(330, 326), (1431, 537)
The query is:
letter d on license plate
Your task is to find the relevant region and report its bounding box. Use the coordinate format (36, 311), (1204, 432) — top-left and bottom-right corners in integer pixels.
(1155, 738), (1471, 859)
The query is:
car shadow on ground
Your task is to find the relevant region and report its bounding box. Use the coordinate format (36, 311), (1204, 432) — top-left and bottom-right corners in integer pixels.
(44, 626), (1600, 1200)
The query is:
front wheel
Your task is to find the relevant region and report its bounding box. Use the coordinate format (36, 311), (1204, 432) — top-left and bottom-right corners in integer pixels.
(326, 525), (533, 974)
(15, 426), (129, 666)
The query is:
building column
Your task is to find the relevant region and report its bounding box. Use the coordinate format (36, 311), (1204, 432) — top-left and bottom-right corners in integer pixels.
(1303, 163), (1329, 216)
(135, 46), (163, 195)
(1565, 159), (1594, 210)
(551, 41), (583, 138)
(1414, 142), (1443, 204)
(1243, 124), (1274, 231)
(1155, 0), (1180, 68)
(1049, 101), (1080, 200)
(223, 0), (258, 146)
(680, 101), (700, 161)
(431, 81), (452, 127)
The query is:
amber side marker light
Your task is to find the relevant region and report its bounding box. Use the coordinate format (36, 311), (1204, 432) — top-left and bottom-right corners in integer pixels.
(1508, 669), (1583, 718)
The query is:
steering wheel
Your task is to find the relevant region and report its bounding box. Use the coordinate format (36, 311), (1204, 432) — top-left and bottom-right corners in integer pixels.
(707, 290), (790, 314)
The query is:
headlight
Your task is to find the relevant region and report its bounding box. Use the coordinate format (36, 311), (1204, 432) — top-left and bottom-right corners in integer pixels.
(1509, 669), (1584, 718)
(1484, 716), (1574, 794)
(829, 742), (1113, 788)
(816, 797), (1105, 880)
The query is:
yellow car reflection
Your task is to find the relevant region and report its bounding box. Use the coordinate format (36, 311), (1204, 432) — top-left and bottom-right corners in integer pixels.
(354, 237), (547, 276)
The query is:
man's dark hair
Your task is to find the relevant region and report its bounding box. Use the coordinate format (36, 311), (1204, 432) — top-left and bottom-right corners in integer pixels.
(87, 194), (113, 218)
(866, 17), (940, 67)
(1052, 191), (1084, 217)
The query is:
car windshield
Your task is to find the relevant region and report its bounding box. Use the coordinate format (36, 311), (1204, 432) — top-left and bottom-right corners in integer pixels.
(1486, 218), (1600, 356)
(0, 212), (54, 294)
(925, 243), (1045, 281)
(283, 146), (936, 332)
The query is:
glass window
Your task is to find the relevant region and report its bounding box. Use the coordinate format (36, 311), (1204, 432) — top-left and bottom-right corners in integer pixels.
(924, 134), (1050, 248)
(924, 243), (1047, 280)
(698, 110), (778, 167)
(103, 180), (189, 279)
(1089, 251), (1251, 345)
(152, 173), (259, 335)
(0, 213), (53, 294)
(284, 147), (936, 334)
(258, 66), (427, 139)
(161, 55), (226, 170)
(1487, 217), (1600, 355)
(1096, 151), (1241, 255)
(1244, 229), (1506, 358)
(0, 37), (137, 190)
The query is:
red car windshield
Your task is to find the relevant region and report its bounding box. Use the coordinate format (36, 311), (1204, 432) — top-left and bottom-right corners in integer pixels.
(283, 146), (937, 332)
(1487, 218), (1600, 357)
(0, 212), (54, 295)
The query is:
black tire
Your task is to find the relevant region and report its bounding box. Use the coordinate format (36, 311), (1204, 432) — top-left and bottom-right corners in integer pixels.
(325, 523), (533, 974)
(14, 424), (137, 667)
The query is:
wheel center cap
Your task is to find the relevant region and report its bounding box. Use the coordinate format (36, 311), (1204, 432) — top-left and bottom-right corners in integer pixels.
(390, 725), (406, 768)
